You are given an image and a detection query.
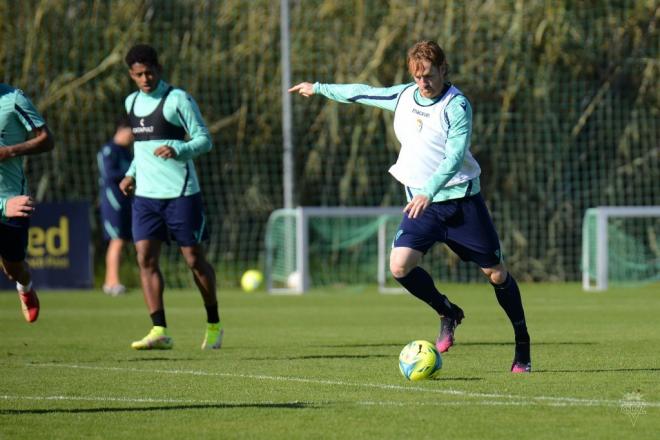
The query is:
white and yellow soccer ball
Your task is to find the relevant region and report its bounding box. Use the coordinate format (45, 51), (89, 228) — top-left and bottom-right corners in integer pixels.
(240, 269), (263, 292)
(398, 340), (442, 381)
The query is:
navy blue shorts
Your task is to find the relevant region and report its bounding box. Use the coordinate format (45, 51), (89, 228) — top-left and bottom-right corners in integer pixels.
(100, 191), (132, 241)
(393, 193), (502, 268)
(132, 193), (209, 246)
(0, 218), (29, 262)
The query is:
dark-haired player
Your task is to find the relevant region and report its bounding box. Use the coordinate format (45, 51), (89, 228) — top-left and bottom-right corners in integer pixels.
(119, 44), (221, 350)
(0, 83), (54, 323)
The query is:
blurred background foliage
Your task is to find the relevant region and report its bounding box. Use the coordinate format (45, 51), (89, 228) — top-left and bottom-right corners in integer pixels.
(0, 0), (657, 286)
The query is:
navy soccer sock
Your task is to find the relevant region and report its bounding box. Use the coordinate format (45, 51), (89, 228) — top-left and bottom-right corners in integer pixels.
(395, 267), (460, 319)
(492, 274), (530, 363)
(150, 309), (167, 328)
(205, 303), (220, 324)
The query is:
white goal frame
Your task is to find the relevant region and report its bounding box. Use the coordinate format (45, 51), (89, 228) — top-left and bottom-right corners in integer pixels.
(265, 207), (404, 294)
(581, 206), (660, 291)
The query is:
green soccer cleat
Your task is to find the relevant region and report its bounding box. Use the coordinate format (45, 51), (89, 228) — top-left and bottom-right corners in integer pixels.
(131, 326), (173, 350)
(201, 322), (224, 350)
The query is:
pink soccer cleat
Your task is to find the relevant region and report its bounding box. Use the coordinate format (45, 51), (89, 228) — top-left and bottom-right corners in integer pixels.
(511, 361), (532, 373)
(19, 289), (40, 323)
(435, 306), (464, 353)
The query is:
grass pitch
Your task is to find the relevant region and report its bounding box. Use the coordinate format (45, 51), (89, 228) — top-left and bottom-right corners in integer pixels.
(1, 282), (658, 439)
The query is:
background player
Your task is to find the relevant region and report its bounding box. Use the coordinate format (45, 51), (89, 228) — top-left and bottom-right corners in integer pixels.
(97, 116), (134, 296)
(0, 83), (54, 323)
(289, 40), (531, 372)
(119, 44), (222, 350)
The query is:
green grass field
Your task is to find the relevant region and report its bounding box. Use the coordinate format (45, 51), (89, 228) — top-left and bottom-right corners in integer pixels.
(1, 283), (658, 439)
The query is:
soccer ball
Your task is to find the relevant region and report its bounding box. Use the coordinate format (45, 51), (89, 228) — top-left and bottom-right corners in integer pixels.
(286, 271), (301, 290)
(398, 340), (442, 381)
(240, 269), (263, 292)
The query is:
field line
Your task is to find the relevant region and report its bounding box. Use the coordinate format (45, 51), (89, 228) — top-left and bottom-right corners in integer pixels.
(25, 363), (660, 409)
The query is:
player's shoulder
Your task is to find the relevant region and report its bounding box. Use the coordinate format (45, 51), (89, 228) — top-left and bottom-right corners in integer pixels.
(7, 87), (41, 114)
(1, 84), (31, 104)
(0, 83), (16, 95)
(446, 88), (471, 112)
(168, 86), (187, 96)
(396, 82), (416, 95)
(0, 84), (17, 107)
(124, 90), (139, 107)
(100, 144), (113, 156)
(167, 86), (196, 105)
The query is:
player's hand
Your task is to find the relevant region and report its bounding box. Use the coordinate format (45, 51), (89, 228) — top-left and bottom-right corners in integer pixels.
(5, 195), (35, 218)
(288, 82), (315, 97)
(119, 176), (135, 196)
(403, 194), (430, 219)
(154, 145), (177, 160)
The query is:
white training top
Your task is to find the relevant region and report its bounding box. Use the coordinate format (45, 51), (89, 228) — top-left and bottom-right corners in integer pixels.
(390, 84), (481, 189)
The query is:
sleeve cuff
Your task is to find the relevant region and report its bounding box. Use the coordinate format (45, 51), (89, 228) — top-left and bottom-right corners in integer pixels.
(0, 198), (7, 221)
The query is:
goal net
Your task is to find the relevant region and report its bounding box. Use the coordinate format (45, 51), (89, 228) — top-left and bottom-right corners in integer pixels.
(582, 206), (660, 291)
(265, 207), (403, 293)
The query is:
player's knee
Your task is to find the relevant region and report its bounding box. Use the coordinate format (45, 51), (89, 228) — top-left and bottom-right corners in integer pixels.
(1, 260), (26, 281)
(136, 253), (157, 270)
(488, 269), (508, 285)
(1, 265), (17, 281)
(181, 250), (199, 269)
(184, 256), (199, 270)
(389, 261), (412, 279)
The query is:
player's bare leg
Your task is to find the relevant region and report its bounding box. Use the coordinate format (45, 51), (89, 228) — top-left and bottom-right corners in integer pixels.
(103, 238), (126, 295)
(181, 244), (222, 349)
(135, 239), (165, 314)
(181, 244), (217, 307)
(131, 239), (172, 349)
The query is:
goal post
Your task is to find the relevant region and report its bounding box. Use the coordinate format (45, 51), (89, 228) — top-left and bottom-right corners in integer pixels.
(582, 206), (660, 291)
(265, 207), (404, 294)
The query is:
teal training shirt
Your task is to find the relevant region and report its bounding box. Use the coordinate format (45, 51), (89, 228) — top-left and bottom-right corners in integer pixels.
(0, 84), (46, 217)
(124, 80), (212, 199)
(313, 82), (480, 202)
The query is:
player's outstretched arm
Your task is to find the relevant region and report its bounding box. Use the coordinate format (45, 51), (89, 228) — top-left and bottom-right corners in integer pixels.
(288, 82), (315, 97)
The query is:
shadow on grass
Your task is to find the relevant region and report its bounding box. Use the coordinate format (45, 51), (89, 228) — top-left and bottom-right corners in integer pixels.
(316, 343), (403, 348)
(535, 368), (660, 373)
(433, 377), (483, 381)
(1, 401), (314, 415)
(459, 341), (598, 347)
(123, 357), (198, 362)
(243, 354), (390, 361)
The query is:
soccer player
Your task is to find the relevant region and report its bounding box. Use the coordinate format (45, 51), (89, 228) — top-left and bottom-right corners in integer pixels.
(0, 83), (54, 323)
(97, 116), (133, 296)
(119, 44), (222, 350)
(289, 40), (531, 372)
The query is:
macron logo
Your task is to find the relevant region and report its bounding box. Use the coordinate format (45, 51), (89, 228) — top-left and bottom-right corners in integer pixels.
(412, 108), (430, 118)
